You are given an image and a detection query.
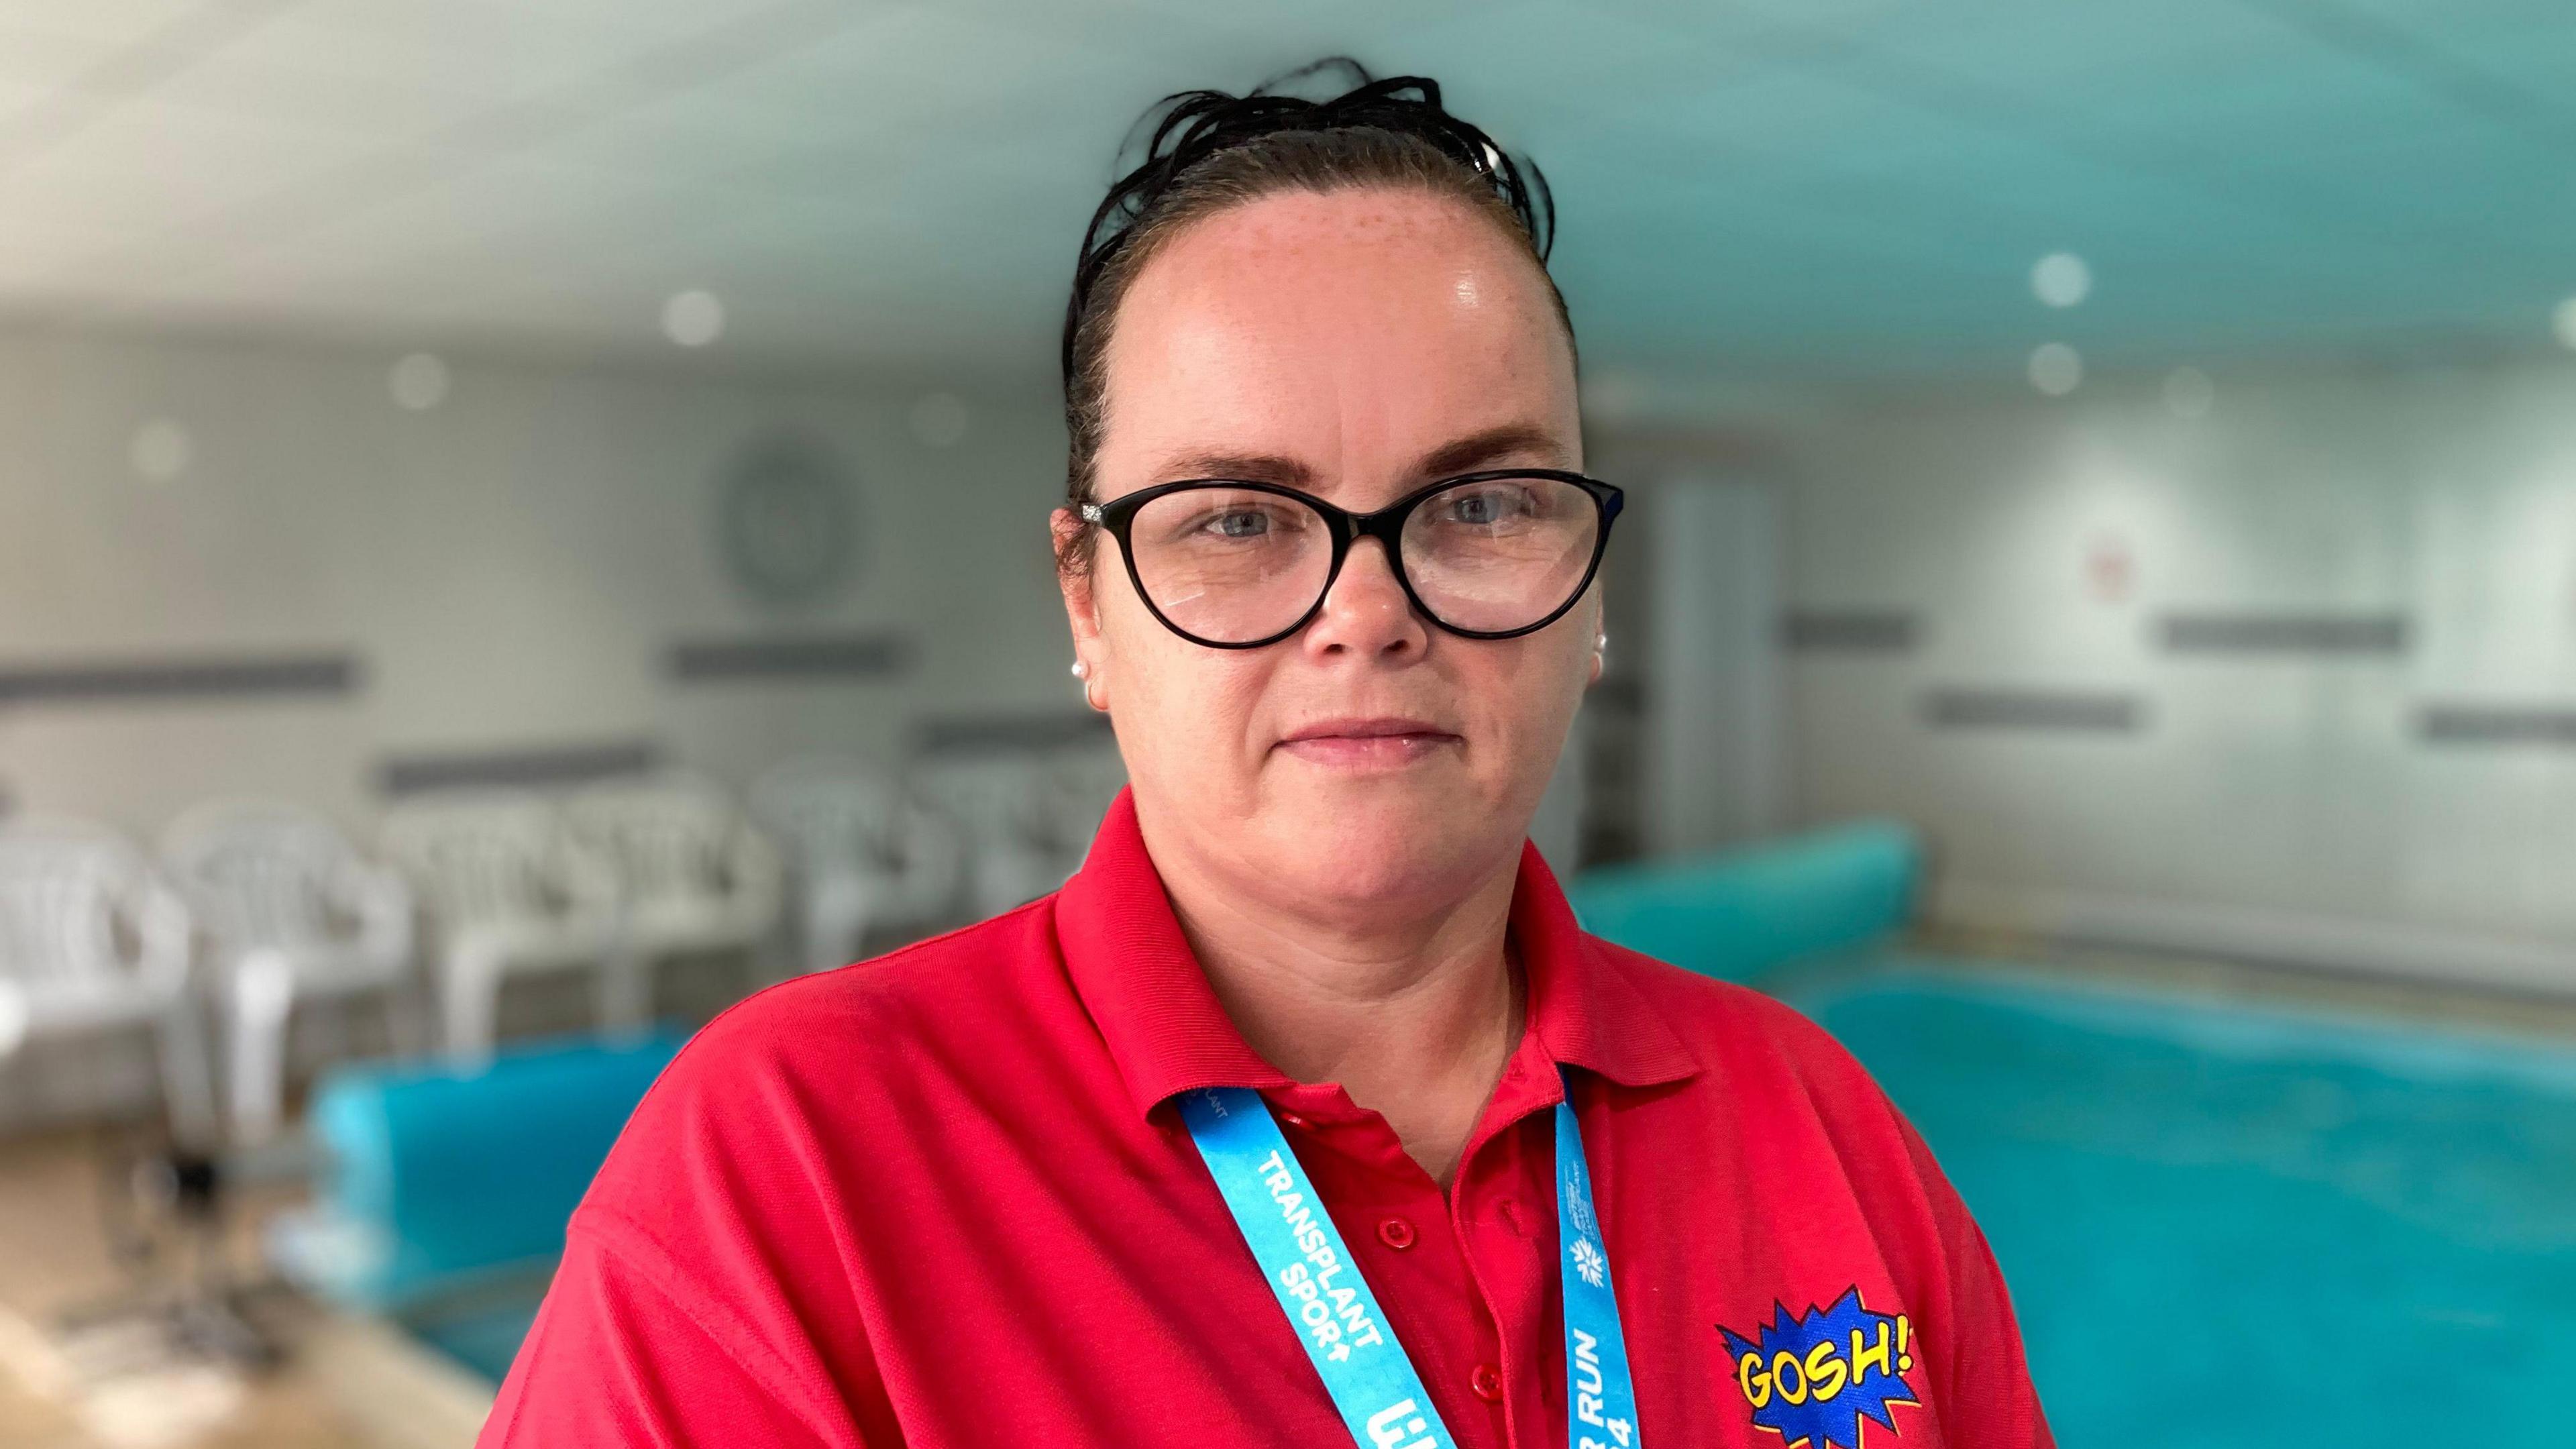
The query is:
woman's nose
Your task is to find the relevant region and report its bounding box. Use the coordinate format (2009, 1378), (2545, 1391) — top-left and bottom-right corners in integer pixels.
(1303, 537), (1430, 659)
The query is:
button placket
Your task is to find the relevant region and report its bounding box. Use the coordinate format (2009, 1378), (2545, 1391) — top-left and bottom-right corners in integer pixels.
(1446, 1110), (1559, 1446)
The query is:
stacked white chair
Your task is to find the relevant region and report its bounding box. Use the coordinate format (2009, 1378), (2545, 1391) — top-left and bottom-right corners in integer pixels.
(916, 753), (1076, 919)
(160, 800), (416, 1146)
(379, 792), (621, 1061)
(750, 756), (967, 975)
(1042, 744), (1129, 868)
(0, 816), (217, 1146)
(564, 773), (784, 1006)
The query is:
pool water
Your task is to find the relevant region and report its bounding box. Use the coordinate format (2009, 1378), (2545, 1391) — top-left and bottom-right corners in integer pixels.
(1788, 959), (2576, 1446)
(408, 1296), (542, 1386)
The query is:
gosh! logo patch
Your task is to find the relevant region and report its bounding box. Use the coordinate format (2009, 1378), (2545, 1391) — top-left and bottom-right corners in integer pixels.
(1716, 1289), (1920, 1449)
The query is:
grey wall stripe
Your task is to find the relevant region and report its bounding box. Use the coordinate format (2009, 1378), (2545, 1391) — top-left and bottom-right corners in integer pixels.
(916, 712), (1114, 755)
(0, 653), (358, 705)
(378, 741), (660, 796)
(1782, 610), (1920, 653)
(2419, 704), (2576, 747)
(667, 632), (911, 682)
(2160, 612), (2408, 655)
(1925, 688), (2143, 733)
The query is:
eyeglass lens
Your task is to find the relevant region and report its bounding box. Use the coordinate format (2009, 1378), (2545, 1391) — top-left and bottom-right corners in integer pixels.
(1124, 476), (1601, 644)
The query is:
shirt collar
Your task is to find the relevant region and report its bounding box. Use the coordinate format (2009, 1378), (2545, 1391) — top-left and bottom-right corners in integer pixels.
(1053, 788), (1702, 1124)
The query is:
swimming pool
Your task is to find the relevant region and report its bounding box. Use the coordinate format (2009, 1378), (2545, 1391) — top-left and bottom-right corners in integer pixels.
(1786, 957), (2576, 1446)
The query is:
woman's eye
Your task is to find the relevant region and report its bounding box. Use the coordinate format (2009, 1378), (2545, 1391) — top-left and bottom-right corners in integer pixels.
(1205, 509), (1271, 539)
(1441, 488), (1527, 526)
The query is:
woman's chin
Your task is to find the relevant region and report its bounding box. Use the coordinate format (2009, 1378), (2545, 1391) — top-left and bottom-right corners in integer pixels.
(1254, 788), (1508, 906)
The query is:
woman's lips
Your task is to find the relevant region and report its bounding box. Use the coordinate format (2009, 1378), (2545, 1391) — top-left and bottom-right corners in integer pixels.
(1275, 717), (1461, 767)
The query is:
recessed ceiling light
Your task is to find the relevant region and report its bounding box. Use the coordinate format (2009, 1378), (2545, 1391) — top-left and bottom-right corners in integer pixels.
(129, 419), (191, 481)
(388, 352), (450, 411)
(662, 290), (725, 347)
(2028, 343), (2083, 396)
(2031, 252), (2092, 309)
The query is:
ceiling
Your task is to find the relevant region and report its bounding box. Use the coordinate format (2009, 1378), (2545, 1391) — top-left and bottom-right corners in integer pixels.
(0, 0), (2569, 387)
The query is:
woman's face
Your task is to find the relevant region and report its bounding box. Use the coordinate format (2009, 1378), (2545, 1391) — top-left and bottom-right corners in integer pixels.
(1057, 186), (1595, 917)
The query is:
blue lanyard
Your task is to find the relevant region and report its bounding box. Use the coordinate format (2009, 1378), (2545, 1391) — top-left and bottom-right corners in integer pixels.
(1179, 1068), (1642, 1449)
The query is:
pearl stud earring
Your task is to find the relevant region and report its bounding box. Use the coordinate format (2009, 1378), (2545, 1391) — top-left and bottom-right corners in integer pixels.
(1070, 659), (1090, 680)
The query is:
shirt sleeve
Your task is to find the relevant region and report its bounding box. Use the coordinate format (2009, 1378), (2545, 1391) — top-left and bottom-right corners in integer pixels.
(472, 998), (901, 1449)
(1750, 986), (2056, 1448)
(1891, 1109), (2057, 1449)
(477, 1216), (851, 1449)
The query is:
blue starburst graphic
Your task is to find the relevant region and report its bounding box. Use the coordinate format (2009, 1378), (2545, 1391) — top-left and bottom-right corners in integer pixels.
(1717, 1289), (1920, 1449)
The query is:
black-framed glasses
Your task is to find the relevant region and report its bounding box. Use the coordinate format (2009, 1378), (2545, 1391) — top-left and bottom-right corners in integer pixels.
(1081, 469), (1623, 649)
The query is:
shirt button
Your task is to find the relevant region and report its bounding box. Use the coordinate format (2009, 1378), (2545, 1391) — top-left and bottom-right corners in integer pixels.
(1376, 1216), (1417, 1250)
(1470, 1362), (1504, 1403)
(1277, 1110), (1308, 1129)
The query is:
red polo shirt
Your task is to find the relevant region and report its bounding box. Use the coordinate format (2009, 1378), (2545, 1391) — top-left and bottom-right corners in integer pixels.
(481, 790), (2051, 1447)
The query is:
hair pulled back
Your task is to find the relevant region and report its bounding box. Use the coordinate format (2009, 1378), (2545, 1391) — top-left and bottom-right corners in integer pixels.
(1057, 57), (1573, 576)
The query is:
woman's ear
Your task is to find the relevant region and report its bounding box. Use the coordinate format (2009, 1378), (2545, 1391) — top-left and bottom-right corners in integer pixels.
(1051, 507), (1109, 709)
(1051, 508), (1100, 641)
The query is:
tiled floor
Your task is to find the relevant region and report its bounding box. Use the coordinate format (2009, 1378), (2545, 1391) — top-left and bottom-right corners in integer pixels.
(0, 1128), (369, 1449)
(0, 967), (777, 1449)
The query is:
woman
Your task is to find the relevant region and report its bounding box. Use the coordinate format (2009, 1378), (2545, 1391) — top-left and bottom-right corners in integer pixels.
(483, 62), (2052, 1448)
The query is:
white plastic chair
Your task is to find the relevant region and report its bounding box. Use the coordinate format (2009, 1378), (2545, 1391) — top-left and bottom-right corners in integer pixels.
(565, 774), (784, 1002)
(1042, 744), (1129, 868)
(751, 757), (967, 974)
(378, 793), (621, 1061)
(916, 755), (1061, 919)
(161, 800), (416, 1146)
(917, 751), (1112, 919)
(0, 817), (217, 1146)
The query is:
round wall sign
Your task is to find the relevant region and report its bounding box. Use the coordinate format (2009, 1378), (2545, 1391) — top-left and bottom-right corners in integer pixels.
(717, 429), (861, 609)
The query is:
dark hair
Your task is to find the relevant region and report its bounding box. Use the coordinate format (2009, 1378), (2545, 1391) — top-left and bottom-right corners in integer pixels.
(1057, 57), (1574, 576)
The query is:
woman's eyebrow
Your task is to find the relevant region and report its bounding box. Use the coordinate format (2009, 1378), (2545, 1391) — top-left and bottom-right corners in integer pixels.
(1149, 449), (1315, 486)
(1147, 423), (1570, 488)
(1406, 422), (1570, 478)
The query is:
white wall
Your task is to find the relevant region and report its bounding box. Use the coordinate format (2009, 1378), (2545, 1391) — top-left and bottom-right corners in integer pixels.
(0, 327), (1081, 841)
(19, 319), (2575, 1020)
(1739, 354), (2576, 986)
(0, 326), (1097, 1126)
